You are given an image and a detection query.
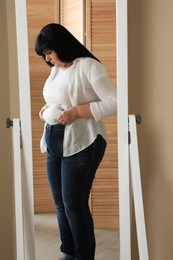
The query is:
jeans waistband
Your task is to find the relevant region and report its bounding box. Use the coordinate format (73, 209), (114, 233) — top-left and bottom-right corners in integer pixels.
(46, 123), (65, 130)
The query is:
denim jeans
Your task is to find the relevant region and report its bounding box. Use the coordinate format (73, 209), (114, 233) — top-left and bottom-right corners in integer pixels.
(45, 123), (106, 260)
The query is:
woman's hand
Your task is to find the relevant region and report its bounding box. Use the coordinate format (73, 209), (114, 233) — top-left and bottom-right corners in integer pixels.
(39, 104), (48, 121)
(57, 104), (94, 125)
(57, 107), (80, 125)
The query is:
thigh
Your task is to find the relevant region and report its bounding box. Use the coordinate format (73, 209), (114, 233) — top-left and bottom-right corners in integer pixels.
(61, 135), (107, 208)
(46, 152), (62, 206)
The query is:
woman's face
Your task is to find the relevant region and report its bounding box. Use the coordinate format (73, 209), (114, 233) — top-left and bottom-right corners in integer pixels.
(44, 50), (65, 68)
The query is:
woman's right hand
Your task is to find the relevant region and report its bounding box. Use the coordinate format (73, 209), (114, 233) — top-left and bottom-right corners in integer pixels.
(39, 104), (48, 121)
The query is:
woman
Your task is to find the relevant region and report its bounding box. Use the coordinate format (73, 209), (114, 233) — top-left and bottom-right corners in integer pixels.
(35, 23), (117, 260)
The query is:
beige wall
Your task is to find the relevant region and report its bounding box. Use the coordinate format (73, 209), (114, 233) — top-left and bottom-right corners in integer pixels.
(128, 0), (173, 259)
(0, 1), (15, 259)
(0, 0), (20, 259)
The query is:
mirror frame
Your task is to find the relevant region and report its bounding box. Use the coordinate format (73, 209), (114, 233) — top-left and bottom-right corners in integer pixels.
(13, 0), (131, 259)
(116, 0), (131, 259)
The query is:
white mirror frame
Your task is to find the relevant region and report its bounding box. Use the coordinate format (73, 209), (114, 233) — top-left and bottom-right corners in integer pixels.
(13, 0), (130, 259)
(116, 0), (131, 259)
(14, 0), (35, 259)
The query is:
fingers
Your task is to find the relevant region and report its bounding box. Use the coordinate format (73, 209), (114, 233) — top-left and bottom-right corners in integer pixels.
(57, 107), (78, 125)
(39, 104), (48, 121)
(57, 114), (66, 125)
(57, 110), (73, 125)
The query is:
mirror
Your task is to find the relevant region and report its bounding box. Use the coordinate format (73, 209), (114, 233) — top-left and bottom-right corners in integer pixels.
(26, 0), (128, 259)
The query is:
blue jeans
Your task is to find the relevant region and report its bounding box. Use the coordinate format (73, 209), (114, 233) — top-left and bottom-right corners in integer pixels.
(45, 123), (106, 260)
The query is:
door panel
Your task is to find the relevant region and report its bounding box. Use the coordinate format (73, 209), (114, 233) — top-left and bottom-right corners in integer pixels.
(27, 0), (57, 213)
(86, 0), (118, 228)
(60, 0), (118, 228)
(60, 0), (84, 43)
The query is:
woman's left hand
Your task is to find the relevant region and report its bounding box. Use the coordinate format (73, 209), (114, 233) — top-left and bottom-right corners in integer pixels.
(57, 107), (80, 125)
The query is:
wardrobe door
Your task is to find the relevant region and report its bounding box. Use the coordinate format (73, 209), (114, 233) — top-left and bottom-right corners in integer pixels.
(27, 0), (58, 213)
(86, 0), (118, 228)
(60, 0), (84, 43)
(60, 0), (118, 228)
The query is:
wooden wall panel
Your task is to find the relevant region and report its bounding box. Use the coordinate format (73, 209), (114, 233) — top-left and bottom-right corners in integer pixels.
(87, 0), (119, 228)
(60, 0), (84, 43)
(27, 0), (58, 212)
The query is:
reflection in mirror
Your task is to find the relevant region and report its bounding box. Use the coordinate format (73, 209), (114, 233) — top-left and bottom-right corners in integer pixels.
(27, 0), (119, 259)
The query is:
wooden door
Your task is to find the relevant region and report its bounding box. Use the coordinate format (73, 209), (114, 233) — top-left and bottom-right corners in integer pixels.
(86, 0), (118, 228)
(27, 0), (58, 212)
(60, 0), (118, 228)
(60, 0), (84, 43)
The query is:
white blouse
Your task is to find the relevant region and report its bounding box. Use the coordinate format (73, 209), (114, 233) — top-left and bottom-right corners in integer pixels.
(40, 57), (117, 156)
(42, 66), (72, 125)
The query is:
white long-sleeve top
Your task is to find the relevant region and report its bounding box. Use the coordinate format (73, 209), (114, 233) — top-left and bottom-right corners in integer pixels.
(40, 57), (117, 156)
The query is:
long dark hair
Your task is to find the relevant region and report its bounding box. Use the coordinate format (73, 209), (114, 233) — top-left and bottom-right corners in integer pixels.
(35, 23), (99, 66)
